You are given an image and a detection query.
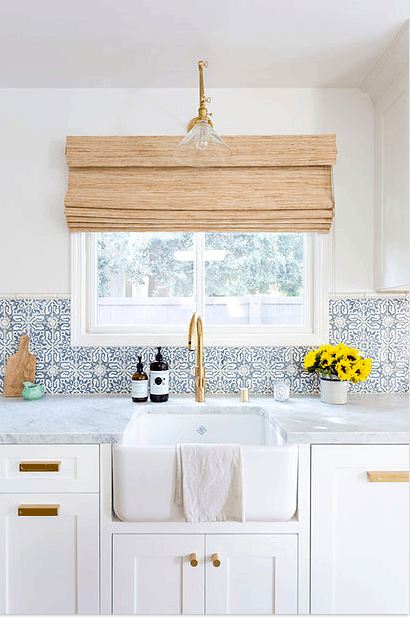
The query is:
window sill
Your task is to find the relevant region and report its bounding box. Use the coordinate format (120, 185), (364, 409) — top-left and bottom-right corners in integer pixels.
(71, 330), (326, 348)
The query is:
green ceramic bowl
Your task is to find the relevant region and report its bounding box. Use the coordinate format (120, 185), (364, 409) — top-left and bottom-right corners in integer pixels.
(22, 382), (45, 401)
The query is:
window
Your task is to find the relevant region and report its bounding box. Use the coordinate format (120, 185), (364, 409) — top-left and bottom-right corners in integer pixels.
(72, 231), (330, 346)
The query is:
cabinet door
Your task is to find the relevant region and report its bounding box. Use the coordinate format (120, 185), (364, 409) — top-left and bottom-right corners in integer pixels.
(0, 493), (99, 615)
(205, 534), (298, 615)
(311, 445), (409, 614)
(374, 70), (409, 291)
(113, 534), (204, 615)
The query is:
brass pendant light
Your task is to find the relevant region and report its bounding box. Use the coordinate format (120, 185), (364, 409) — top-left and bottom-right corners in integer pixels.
(173, 61), (232, 166)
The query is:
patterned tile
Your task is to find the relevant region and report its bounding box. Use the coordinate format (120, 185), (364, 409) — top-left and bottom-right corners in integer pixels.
(170, 347), (193, 372)
(220, 371), (240, 394)
(203, 347), (221, 371)
(220, 347), (241, 372)
(53, 346), (77, 394)
(292, 371), (320, 394)
(125, 346), (150, 370)
(3, 300), (30, 354)
(100, 346), (125, 394)
(171, 368), (195, 394)
(0, 296), (408, 395)
(52, 299), (71, 348)
(203, 370), (221, 394)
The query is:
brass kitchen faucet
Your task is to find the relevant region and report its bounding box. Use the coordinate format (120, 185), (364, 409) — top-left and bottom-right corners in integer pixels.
(188, 313), (205, 402)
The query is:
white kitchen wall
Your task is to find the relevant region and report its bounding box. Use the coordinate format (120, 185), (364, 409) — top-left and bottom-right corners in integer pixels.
(0, 87), (373, 294)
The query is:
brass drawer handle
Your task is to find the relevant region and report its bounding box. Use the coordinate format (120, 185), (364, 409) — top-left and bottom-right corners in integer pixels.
(18, 504), (60, 517)
(367, 471), (409, 483)
(212, 553), (221, 567)
(19, 461), (60, 472)
(190, 553), (198, 567)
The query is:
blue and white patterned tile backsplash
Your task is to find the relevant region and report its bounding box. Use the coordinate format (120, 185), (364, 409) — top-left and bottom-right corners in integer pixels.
(0, 297), (408, 395)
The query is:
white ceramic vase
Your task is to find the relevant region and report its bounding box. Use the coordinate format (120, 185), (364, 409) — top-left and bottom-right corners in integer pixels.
(320, 377), (348, 405)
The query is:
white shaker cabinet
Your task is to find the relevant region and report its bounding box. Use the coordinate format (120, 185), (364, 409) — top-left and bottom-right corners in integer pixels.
(112, 533), (298, 615)
(0, 444), (100, 615)
(0, 493), (99, 615)
(374, 69), (409, 291)
(113, 534), (205, 615)
(205, 534), (298, 615)
(311, 445), (409, 615)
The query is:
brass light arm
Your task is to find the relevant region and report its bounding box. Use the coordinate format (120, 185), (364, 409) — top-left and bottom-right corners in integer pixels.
(198, 61), (211, 120)
(187, 61), (213, 132)
(174, 59), (231, 164)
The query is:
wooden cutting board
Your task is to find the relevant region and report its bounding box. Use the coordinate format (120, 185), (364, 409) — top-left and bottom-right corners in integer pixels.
(3, 334), (36, 397)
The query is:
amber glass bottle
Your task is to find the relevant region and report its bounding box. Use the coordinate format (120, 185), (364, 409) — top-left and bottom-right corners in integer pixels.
(131, 356), (148, 402)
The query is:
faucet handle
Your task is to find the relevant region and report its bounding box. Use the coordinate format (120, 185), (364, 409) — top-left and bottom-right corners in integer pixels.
(239, 388), (249, 403)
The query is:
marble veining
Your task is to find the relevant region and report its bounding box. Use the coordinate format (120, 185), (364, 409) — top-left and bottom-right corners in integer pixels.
(0, 393), (407, 445)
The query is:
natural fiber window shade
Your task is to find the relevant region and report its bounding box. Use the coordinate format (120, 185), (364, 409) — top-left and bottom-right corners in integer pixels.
(65, 135), (336, 233)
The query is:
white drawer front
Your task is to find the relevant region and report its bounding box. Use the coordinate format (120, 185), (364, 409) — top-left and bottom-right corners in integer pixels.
(0, 445), (99, 493)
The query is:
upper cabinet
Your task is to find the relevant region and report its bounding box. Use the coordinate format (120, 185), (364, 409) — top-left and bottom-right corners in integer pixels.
(375, 70), (409, 290)
(362, 23), (409, 291)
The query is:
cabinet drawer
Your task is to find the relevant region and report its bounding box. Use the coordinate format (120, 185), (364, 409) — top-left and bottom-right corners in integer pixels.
(0, 445), (99, 493)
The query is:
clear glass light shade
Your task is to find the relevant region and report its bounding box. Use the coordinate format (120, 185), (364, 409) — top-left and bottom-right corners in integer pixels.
(173, 119), (232, 166)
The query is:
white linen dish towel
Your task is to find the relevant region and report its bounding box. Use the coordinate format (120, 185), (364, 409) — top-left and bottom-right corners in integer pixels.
(174, 443), (244, 523)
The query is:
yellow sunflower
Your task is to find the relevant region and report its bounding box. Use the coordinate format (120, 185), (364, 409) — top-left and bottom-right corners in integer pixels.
(304, 350), (318, 371)
(320, 351), (334, 368)
(335, 358), (353, 381)
(352, 358), (372, 382)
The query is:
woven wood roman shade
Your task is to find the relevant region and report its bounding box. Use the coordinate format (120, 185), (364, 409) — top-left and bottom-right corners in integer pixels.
(65, 135), (337, 233)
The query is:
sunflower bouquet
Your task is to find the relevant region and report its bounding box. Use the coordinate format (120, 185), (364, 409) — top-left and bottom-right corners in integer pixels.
(304, 344), (371, 383)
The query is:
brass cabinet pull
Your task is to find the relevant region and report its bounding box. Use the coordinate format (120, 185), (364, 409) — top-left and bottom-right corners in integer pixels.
(367, 471), (409, 483)
(190, 553), (198, 567)
(212, 553), (221, 567)
(18, 504), (60, 516)
(19, 461), (60, 472)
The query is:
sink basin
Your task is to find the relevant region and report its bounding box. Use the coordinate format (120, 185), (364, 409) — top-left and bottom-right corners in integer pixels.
(113, 402), (298, 522)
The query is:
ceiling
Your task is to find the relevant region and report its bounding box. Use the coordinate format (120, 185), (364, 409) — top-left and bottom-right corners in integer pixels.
(0, 0), (408, 88)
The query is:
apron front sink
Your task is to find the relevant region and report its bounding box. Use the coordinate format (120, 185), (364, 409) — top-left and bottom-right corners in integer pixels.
(113, 402), (298, 522)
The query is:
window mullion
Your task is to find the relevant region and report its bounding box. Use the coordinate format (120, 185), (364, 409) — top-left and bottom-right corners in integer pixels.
(195, 232), (205, 319)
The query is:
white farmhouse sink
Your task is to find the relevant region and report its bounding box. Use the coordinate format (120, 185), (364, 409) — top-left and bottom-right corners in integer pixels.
(113, 402), (298, 522)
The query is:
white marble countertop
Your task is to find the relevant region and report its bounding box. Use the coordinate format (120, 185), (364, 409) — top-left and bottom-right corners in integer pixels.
(0, 393), (408, 445)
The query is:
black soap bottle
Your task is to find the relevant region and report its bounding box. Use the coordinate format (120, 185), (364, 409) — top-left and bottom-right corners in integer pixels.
(149, 347), (169, 402)
(131, 356), (149, 403)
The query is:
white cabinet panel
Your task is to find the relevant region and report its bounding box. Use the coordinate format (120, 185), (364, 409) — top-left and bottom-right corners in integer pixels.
(113, 534), (205, 615)
(0, 493), (99, 615)
(206, 534), (298, 615)
(0, 444), (99, 493)
(374, 70), (409, 290)
(311, 445), (409, 615)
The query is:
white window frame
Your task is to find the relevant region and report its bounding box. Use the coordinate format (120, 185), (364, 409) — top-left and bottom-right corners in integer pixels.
(71, 231), (331, 347)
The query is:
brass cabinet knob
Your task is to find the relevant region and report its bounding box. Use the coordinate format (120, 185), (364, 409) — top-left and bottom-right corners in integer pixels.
(190, 553), (198, 567)
(212, 553), (221, 567)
